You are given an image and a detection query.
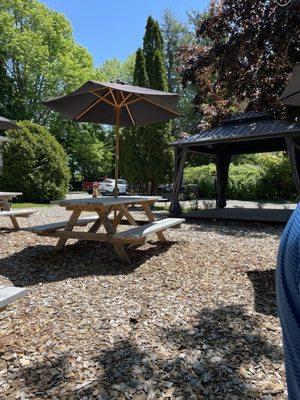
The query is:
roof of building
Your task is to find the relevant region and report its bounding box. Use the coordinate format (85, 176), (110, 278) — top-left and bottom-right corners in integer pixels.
(172, 111), (300, 155)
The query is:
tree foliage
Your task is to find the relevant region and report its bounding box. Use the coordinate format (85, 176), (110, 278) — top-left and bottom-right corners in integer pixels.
(0, 0), (93, 123)
(0, 121), (70, 201)
(180, 0), (300, 129)
(121, 16), (173, 194)
(94, 54), (136, 84)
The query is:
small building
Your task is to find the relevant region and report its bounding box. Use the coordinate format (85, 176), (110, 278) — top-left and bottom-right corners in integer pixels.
(170, 111), (300, 215)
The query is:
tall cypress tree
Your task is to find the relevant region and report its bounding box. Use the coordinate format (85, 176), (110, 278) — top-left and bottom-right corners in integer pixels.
(143, 17), (172, 194)
(121, 16), (173, 194)
(133, 48), (148, 87)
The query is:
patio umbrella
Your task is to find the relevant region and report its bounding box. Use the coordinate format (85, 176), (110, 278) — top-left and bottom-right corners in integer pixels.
(280, 63), (300, 106)
(0, 116), (19, 131)
(43, 80), (181, 196)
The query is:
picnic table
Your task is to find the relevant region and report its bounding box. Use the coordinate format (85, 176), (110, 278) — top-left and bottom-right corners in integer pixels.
(0, 192), (36, 230)
(0, 285), (27, 311)
(25, 196), (184, 262)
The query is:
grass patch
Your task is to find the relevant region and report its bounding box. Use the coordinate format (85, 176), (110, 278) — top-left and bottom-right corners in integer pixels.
(11, 202), (52, 209)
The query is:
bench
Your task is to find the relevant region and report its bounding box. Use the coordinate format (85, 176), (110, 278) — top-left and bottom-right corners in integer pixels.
(113, 217), (184, 242)
(0, 209), (36, 218)
(24, 215), (99, 234)
(0, 285), (27, 310)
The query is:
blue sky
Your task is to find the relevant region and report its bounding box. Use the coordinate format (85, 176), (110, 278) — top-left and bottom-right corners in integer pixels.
(40, 0), (208, 66)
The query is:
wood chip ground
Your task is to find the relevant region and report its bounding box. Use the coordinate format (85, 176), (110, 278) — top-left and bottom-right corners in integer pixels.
(0, 206), (287, 399)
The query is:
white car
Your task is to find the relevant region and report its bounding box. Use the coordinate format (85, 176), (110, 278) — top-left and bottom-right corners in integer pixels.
(99, 179), (128, 195)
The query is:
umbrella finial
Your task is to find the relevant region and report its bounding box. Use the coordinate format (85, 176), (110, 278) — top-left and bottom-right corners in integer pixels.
(110, 79), (129, 85)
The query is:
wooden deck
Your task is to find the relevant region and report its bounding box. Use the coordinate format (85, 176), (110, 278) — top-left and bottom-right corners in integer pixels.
(183, 207), (294, 223)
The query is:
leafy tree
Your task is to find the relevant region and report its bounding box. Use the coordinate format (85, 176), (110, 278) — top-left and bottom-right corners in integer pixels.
(0, 121), (70, 201)
(49, 118), (112, 182)
(94, 54), (136, 83)
(0, 0), (93, 123)
(161, 9), (192, 92)
(179, 0), (300, 128)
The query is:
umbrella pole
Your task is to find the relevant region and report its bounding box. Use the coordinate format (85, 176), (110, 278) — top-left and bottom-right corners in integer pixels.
(113, 106), (120, 225)
(114, 106), (120, 199)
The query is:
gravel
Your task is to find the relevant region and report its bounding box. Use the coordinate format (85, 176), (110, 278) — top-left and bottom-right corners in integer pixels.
(0, 206), (287, 399)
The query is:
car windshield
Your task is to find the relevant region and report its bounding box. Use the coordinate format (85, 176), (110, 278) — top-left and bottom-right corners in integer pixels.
(118, 180), (127, 184)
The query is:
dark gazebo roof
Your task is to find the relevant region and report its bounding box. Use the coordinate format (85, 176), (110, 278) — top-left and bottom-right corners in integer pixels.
(173, 111), (300, 155)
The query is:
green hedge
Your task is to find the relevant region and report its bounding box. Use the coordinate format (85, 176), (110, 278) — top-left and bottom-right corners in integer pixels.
(0, 121), (70, 202)
(184, 153), (297, 201)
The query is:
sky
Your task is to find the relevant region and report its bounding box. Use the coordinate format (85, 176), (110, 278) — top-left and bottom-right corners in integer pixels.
(40, 0), (208, 66)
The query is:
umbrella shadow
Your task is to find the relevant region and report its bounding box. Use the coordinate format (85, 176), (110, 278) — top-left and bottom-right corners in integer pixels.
(247, 269), (277, 317)
(0, 239), (176, 287)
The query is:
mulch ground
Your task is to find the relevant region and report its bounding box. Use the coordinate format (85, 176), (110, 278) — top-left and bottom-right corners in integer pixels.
(0, 206), (287, 399)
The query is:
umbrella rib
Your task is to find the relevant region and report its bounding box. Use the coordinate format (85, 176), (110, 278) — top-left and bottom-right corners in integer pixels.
(120, 93), (133, 106)
(119, 91), (136, 126)
(74, 97), (103, 121)
(281, 89), (300, 101)
(109, 88), (118, 106)
(91, 90), (116, 107)
(135, 94), (181, 116)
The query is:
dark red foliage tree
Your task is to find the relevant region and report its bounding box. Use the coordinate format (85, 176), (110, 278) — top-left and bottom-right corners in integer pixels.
(180, 0), (300, 128)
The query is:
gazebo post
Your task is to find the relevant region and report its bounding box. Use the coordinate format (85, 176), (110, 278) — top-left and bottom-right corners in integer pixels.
(215, 154), (231, 208)
(285, 137), (300, 196)
(169, 147), (188, 215)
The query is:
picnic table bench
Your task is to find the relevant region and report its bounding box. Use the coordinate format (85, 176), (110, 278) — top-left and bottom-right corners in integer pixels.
(0, 192), (36, 229)
(0, 285), (27, 311)
(25, 196), (184, 262)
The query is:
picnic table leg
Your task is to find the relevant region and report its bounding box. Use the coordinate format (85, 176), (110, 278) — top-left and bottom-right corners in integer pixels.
(141, 202), (166, 243)
(1, 197), (19, 230)
(55, 209), (81, 251)
(97, 209), (130, 263)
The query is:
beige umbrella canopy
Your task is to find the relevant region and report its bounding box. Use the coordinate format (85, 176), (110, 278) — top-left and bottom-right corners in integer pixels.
(280, 63), (300, 106)
(43, 80), (181, 196)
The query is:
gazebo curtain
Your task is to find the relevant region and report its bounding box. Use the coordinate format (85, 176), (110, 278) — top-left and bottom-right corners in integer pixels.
(286, 137), (300, 196)
(215, 154), (232, 208)
(170, 147), (187, 215)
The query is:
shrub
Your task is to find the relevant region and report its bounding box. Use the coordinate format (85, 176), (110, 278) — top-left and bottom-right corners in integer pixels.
(0, 121), (70, 201)
(184, 153), (297, 201)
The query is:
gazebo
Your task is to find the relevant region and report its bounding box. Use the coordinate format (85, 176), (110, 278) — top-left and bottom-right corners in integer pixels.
(170, 111), (300, 215)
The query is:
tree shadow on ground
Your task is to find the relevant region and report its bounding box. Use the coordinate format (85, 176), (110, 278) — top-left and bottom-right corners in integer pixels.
(17, 305), (283, 399)
(0, 240), (175, 287)
(247, 269), (277, 317)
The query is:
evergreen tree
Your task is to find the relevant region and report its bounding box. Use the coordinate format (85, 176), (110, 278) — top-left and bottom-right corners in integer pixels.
(143, 16), (163, 87)
(133, 48), (148, 87)
(142, 16), (173, 194)
(121, 16), (173, 194)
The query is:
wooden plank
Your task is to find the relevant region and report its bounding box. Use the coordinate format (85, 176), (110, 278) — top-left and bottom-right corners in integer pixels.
(0, 285), (27, 310)
(96, 209), (130, 263)
(0, 209), (36, 217)
(114, 218), (185, 239)
(55, 209), (81, 251)
(0, 192), (22, 197)
(24, 216), (99, 233)
(1, 196), (19, 229)
(60, 196), (161, 208)
(183, 208), (293, 223)
(142, 202), (166, 243)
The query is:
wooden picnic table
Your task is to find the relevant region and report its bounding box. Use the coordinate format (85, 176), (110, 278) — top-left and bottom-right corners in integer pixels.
(25, 196), (184, 262)
(0, 192), (35, 230)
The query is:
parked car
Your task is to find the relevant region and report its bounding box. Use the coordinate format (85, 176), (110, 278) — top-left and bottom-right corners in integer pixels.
(100, 179), (128, 195)
(82, 179), (104, 194)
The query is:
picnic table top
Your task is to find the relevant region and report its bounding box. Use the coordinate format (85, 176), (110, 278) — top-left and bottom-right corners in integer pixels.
(0, 192), (22, 197)
(59, 196), (161, 207)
